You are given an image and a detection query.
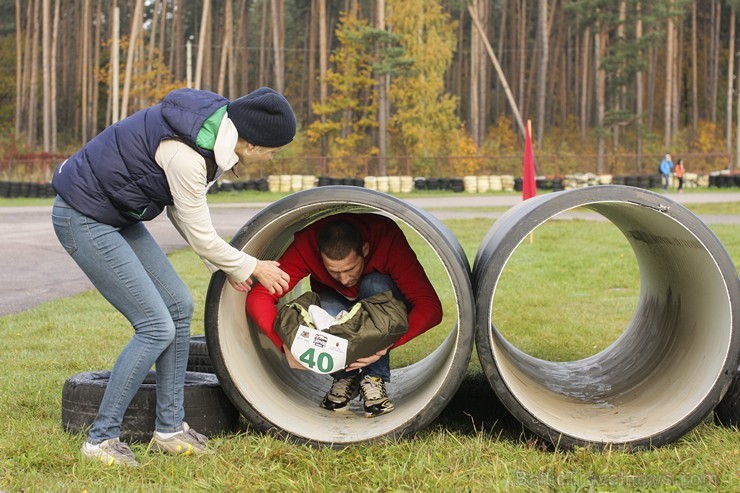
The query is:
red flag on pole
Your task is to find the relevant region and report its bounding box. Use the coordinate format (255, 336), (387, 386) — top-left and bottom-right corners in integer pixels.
(522, 119), (536, 201)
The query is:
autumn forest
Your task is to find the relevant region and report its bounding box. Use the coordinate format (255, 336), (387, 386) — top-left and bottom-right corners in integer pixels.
(2, 0), (740, 178)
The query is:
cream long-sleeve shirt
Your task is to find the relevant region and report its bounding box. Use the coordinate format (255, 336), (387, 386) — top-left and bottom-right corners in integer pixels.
(155, 139), (257, 282)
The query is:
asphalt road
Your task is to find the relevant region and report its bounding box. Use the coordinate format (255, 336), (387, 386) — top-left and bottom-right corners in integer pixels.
(1, 191), (738, 317)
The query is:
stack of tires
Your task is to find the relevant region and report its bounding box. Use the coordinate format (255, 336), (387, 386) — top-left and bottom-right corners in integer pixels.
(0, 181), (56, 198)
(61, 335), (240, 442)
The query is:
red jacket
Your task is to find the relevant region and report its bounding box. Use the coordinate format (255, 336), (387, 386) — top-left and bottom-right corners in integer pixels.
(246, 213), (443, 350)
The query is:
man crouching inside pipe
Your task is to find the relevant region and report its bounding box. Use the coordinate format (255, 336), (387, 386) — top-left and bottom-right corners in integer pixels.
(246, 213), (442, 417)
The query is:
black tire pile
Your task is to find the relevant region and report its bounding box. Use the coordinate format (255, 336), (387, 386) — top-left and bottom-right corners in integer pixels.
(61, 335), (239, 442)
(0, 181), (56, 198)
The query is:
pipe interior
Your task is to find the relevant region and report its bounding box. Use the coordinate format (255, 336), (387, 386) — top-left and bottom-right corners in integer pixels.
(489, 201), (733, 444)
(216, 203), (464, 444)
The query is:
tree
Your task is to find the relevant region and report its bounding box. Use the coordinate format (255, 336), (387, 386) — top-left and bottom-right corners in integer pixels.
(387, 0), (461, 164)
(306, 8), (409, 168)
(271, 0), (285, 93)
(725, 2), (736, 155)
(120, 0), (144, 119)
(536, 0), (549, 148)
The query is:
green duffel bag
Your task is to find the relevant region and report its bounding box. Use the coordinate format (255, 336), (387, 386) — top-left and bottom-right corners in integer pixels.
(274, 290), (409, 374)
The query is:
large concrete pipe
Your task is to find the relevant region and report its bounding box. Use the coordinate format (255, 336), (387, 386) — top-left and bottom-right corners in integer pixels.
(204, 186), (474, 446)
(473, 185), (739, 449)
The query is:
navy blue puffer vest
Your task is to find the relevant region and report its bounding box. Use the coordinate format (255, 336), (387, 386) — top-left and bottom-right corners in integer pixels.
(52, 89), (228, 227)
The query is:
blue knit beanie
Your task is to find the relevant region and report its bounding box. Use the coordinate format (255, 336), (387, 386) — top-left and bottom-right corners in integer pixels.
(227, 87), (296, 147)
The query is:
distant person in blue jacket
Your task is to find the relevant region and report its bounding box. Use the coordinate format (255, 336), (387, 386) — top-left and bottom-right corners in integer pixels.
(51, 87), (295, 465)
(659, 153), (674, 191)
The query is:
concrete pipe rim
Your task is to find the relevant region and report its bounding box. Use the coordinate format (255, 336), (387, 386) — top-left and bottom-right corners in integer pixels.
(473, 185), (740, 450)
(204, 186), (475, 447)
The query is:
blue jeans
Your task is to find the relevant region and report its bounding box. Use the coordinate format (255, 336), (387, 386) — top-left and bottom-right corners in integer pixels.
(662, 173), (670, 190)
(52, 196), (193, 443)
(319, 272), (403, 383)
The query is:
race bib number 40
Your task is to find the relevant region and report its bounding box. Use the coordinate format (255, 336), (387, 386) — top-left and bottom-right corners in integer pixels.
(289, 325), (348, 374)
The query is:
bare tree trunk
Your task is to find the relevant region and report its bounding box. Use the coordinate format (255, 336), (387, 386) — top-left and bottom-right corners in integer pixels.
(470, 0), (489, 145)
(121, 0), (144, 119)
(271, 0), (285, 93)
(469, 2), (525, 137)
(15, 0), (22, 137)
(376, 0), (388, 174)
(672, 14), (681, 136)
(647, 46), (656, 127)
(319, 0), (328, 156)
(21, 0), (33, 139)
(42, 0), (51, 151)
(469, 0), (480, 146)
(710, 0), (720, 123)
(194, 0), (210, 90)
(111, 3), (120, 123)
(92, 0), (101, 137)
(171, 0), (183, 80)
(228, 1), (237, 99)
(59, 0), (70, 131)
(496, 0), (508, 120)
(664, 4), (674, 151)
(217, 0), (233, 95)
(203, 2), (214, 89)
(726, 8), (736, 155)
(259, 0), (268, 86)
(147, 0), (160, 73)
(307, 0), (317, 118)
(50, 0), (60, 152)
(636, 2), (644, 172)
(517, 0), (527, 117)
(612, 0), (625, 154)
(28, 0), (40, 147)
(236, 0), (249, 95)
(158, 0), (167, 63)
(80, 0), (90, 142)
(580, 27), (590, 145)
(478, 1), (489, 144)
(595, 29), (606, 173)
(547, 1), (564, 128)
(536, 0), (548, 148)
(691, 0), (698, 136)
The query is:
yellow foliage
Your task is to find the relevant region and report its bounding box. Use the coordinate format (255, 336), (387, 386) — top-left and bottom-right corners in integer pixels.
(446, 129), (481, 176)
(97, 37), (187, 112)
(481, 115), (520, 154)
(691, 120), (725, 154)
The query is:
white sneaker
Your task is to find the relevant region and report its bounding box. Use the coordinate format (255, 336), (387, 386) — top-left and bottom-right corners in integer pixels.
(148, 422), (211, 455)
(81, 438), (140, 466)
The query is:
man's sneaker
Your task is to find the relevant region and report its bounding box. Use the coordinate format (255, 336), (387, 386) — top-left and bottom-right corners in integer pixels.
(321, 373), (361, 412)
(81, 438), (140, 466)
(360, 375), (395, 418)
(148, 422), (211, 455)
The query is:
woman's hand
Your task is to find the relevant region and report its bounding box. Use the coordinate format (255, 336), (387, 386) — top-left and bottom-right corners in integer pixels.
(252, 260), (290, 295)
(227, 276), (253, 293)
(345, 346), (391, 371)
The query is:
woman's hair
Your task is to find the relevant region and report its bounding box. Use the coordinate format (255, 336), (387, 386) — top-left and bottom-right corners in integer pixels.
(317, 220), (363, 260)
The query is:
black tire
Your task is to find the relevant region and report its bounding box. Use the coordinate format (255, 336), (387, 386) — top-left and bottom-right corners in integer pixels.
(61, 370), (241, 443)
(187, 335), (214, 373)
(715, 366), (740, 427)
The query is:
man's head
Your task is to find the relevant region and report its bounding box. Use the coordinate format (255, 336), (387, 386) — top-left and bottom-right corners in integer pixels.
(665, 153), (671, 160)
(317, 220), (369, 288)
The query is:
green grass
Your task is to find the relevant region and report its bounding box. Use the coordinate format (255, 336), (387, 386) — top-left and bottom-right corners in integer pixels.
(1, 217), (739, 491)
